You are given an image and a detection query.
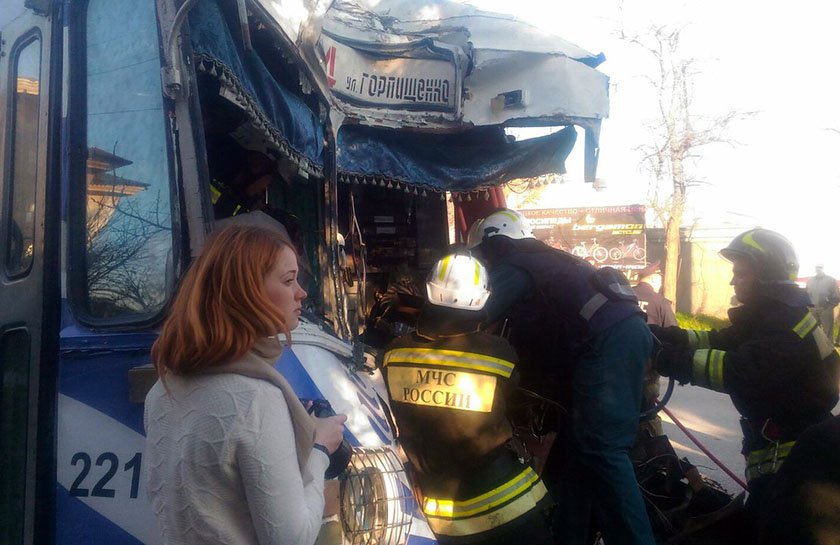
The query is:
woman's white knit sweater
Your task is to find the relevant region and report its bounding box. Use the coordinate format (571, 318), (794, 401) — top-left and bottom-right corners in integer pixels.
(144, 372), (329, 545)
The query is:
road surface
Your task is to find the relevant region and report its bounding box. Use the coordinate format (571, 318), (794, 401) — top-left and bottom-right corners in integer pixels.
(657, 379), (747, 496)
(657, 375), (840, 503)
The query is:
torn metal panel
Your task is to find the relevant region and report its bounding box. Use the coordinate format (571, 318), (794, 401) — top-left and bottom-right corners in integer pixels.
(256, 0), (330, 45)
(166, 0), (611, 184)
(464, 50), (610, 127)
(253, 0), (609, 132)
(363, 0), (601, 63)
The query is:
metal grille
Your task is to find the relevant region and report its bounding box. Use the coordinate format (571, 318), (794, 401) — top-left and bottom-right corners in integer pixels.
(340, 447), (414, 545)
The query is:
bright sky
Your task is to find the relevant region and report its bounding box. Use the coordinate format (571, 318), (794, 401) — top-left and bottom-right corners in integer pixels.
(471, 0), (840, 275)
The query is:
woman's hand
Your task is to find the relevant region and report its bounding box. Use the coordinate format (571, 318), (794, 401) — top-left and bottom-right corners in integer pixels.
(314, 414), (348, 454)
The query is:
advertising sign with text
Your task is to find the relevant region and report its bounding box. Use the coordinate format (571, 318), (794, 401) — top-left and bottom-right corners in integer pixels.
(519, 205), (647, 271)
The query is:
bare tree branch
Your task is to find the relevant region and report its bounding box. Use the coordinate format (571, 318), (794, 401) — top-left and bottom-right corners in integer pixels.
(621, 23), (751, 304)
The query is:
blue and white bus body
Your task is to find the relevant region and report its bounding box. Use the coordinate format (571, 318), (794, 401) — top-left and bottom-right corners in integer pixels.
(1, 0), (434, 542)
(1, 1), (608, 544)
(55, 314), (435, 545)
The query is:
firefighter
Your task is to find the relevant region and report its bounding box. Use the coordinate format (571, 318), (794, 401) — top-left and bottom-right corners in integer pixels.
(210, 149), (277, 219)
(756, 414), (840, 545)
(652, 228), (840, 533)
(468, 209), (656, 545)
(382, 253), (554, 545)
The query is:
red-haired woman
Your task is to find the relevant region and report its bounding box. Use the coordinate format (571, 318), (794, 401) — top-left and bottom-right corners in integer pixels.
(144, 225), (346, 545)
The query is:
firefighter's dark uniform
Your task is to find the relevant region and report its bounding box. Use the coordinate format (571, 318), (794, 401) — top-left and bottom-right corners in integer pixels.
(654, 284), (840, 523)
(756, 414), (840, 545)
(479, 236), (655, 545)
(210, 179), (258, 219)
(482, 238), (646, 405)
(382, 306), (553, 545)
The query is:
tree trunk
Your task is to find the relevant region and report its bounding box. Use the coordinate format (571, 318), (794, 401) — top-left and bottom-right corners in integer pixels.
(621, 26), (744, 311)
(662, 209), (682, 306)
(663, 150), (686, 306)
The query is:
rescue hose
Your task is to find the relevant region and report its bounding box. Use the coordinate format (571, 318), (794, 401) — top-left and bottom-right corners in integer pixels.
(640, 376), (676, 419)
(661, 405), (749, 491)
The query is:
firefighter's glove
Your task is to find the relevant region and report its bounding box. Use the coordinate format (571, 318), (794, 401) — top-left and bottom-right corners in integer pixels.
(649, 325), (689, 347)
(654, 345), (694, 384)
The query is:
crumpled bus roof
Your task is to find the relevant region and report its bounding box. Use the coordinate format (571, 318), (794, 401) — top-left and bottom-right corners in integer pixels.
(188, 0), (610, 188)
(313, 0), (609, 131)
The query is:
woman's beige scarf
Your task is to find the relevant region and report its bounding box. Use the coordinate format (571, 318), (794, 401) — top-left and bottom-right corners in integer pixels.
(200, 337), (316, 472)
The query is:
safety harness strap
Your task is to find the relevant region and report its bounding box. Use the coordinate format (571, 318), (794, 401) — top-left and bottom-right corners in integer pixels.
(580, 293), (608, 321)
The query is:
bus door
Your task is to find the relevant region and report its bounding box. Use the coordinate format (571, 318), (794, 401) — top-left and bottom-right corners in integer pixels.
(53, 0), (178, 542)
(0, 3), (58, 545)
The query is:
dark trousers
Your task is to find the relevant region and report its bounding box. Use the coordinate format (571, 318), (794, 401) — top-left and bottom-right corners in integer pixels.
(554, 315), (656, 545)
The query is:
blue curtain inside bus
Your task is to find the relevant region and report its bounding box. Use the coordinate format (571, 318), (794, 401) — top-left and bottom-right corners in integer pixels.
(188, 0), (324, 175)
(336, 124), (577, 192)
(188, 0), (578, 192)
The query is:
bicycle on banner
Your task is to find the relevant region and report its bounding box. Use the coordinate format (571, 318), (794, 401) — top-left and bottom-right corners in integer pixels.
(571, 238), (610, 263)
(608, 239), (647, 262)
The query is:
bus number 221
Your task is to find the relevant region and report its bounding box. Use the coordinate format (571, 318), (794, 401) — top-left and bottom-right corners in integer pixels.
(69, 452), (142, 499)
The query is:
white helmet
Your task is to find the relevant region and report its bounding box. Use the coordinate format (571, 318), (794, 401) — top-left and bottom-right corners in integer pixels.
(426, 254), (490, 311)
(465, 218), (485, 249)
(467, 209), (534, 248)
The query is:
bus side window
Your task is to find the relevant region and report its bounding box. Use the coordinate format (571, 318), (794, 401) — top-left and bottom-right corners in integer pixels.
(4, 36), (41, 278)
(76, 0), (175, 321)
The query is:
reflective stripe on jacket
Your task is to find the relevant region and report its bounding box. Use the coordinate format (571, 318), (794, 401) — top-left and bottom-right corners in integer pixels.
(383, 328), (551, 539)
(422, 466), (549, 537)
(684, 297), (839, 482)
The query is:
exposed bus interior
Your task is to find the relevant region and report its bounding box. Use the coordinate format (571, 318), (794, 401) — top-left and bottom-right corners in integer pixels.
(338, 180), (450, 347)
(195, 2), (450, 343)
(190, 0), (325, 314)
(197, 74), (325, 300)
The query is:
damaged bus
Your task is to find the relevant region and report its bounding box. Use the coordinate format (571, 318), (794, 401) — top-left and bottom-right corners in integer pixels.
(0, 0), (609, 543)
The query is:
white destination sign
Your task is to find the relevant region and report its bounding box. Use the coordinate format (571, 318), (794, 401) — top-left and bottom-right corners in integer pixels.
(320, 35), (457, 112)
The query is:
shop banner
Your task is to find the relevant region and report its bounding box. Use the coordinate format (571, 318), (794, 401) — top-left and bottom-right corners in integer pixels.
(519, 205), (647, 270)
